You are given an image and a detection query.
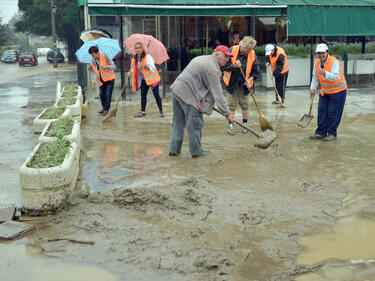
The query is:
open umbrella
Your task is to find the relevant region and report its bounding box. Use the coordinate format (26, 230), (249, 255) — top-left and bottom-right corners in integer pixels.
(124, 34), (169, 65)
(75, 37), (121, 64)
(80, 28), (112, 42)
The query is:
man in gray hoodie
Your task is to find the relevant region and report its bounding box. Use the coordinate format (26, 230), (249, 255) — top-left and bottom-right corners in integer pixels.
(169, 46), (234, 158)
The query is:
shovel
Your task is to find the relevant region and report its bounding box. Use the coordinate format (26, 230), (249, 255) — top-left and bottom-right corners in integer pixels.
(213, 108), (276, 149)
(298, 95), (314, 128)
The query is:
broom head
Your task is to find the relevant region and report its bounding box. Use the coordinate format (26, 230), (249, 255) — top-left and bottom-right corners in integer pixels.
(259, 113), (273, 131)
(81, 102), (88, 119)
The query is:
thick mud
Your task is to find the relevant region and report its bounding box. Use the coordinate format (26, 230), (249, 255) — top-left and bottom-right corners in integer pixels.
(1, 78), (375, 280)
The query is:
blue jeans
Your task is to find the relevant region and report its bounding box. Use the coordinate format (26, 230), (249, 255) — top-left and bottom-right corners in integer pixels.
(316, 90), (346, 137)
(169, 94), (204, 156)
(99, 79), (114, 111)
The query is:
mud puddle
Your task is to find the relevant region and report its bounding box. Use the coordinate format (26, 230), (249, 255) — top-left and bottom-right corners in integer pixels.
(0, 243), (119, 281)
(297, 216), (375, 265)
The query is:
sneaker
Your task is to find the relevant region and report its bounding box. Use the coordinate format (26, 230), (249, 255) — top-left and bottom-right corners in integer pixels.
(309, 133), (324, 140)
(160, 112), (165, 118)
(98, 109), (104, 114)
(272, 100), (280, 105)
(241, 123), (248, 134)
(134, 111), (146, 118)
(227, 125), (235, 135)
(192, 150), (211, 158)
(324, 134), (337, 141)
(101, 110), (108, 116)
(169, 152), (180, 156)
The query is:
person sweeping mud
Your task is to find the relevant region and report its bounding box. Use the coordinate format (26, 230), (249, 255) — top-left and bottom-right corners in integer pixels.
(222, 36), (259, 135)
(265, 44), (289, 104)
(89, 46), (116, 116)
(169, 45), (234, 158)
(129, 42), (164, 118)
(309, 43), (347, 141)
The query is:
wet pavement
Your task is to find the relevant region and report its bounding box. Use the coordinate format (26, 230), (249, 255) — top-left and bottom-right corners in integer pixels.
(0, 63), (375, 280)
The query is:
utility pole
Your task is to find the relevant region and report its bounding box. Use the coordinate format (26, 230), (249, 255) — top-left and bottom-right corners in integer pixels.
(50, 0), (58, 68)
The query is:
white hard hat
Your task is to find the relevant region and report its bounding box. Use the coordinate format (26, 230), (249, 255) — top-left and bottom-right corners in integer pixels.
(265, 44), (274, 55)
(316, 43), (328, 53)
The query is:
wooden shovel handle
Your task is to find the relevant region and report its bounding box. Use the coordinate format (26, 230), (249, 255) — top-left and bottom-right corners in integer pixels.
(213, 107), (260, 138)
(308, 94), (314, 115)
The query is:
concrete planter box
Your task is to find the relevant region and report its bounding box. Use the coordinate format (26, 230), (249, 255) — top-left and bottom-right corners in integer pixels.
(38, 120), (81, 149)
(55, 86), (83, 121)
(56, 81), (62, 101)
(33, 107), (71, 134)
(19, 142), (80, 210)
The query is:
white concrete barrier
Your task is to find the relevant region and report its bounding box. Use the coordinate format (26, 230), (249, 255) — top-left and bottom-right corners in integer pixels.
(33, 107), (71, 134)
(19, 142), (80, 210)
(55, 86), (82, 121)
(38, 120), (81, 149)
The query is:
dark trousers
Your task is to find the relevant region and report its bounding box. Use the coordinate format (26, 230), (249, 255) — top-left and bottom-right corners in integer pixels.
(275, 71), (288, 102)
(169, 94), (204, 156)
(140, 80), (163, 112)
(99, 79), (114, 111)
(316, 90), (346, 137)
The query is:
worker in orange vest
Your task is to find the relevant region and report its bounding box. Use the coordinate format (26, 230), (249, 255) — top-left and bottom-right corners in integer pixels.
(129, 42), (164, 118)
(309, 43), (347, 141)
(89, 46), (116, 116)
(222, 36), (259, 135)
(265, 44), (289, 104)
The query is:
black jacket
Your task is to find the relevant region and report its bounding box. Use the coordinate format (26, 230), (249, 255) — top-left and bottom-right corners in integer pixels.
(221, 48), (260, 95)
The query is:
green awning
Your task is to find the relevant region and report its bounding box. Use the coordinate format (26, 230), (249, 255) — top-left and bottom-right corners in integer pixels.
(80, 0), (375, 35)
(88, 6), (281, 16)
(83, 0), (285, 16)
(288, 5), (375, 36)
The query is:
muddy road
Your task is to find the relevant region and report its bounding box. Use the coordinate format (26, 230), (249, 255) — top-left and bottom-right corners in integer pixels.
(1, 68), (375, 281)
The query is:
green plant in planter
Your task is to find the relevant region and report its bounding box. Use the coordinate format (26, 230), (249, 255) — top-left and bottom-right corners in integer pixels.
(46, 117), (74, 138)
(27, 138), (71, 168)
(41, 107), (66, 119)
(189, 48), (214, 59)
(58, 84), (78, 107)
(275, 16), (287, 28)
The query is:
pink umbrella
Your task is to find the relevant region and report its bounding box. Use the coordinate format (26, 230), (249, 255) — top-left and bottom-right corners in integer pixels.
(124, 34), (169, 65)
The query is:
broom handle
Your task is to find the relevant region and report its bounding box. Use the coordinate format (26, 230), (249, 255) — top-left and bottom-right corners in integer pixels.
(213, 107), (260, 138)
(114, 80), (127, 107)
(267, 66), (284, 105)
(239, 68), (261, 114)
(308, 94), (314, 115)
(84, 80), (96, 105)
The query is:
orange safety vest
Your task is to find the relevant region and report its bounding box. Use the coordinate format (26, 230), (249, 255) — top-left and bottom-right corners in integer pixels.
(90, 52), (115, 87)
(131, 56), (161, 92)
(223, 45), (255, 88)
(269, 46), (289, 75)
(315, 55), (347, 96)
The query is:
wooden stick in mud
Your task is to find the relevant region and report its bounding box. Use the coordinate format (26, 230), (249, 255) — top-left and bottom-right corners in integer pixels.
(47, 238), (95, 245)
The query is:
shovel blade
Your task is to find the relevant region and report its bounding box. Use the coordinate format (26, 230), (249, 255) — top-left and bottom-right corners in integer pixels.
(298, 114), (313, 128)
(254, 129), (277, 149)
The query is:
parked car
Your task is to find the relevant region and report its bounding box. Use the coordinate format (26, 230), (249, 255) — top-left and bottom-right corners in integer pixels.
(18, 52), (38, 66)
(47, 49), (65, 63)
(1, 50), (19, 63)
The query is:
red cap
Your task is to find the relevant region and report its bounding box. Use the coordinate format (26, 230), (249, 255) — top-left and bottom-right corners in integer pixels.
(214, 45), (233, 57)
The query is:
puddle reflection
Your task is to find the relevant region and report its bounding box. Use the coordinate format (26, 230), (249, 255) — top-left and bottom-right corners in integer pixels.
(0, 243), (119, 281)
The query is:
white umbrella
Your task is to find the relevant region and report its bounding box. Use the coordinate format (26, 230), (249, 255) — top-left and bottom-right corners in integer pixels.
(80, 28), (112, 42)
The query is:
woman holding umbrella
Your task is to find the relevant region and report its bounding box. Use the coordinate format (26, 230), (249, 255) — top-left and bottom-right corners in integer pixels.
(129, 42), (164, 118)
